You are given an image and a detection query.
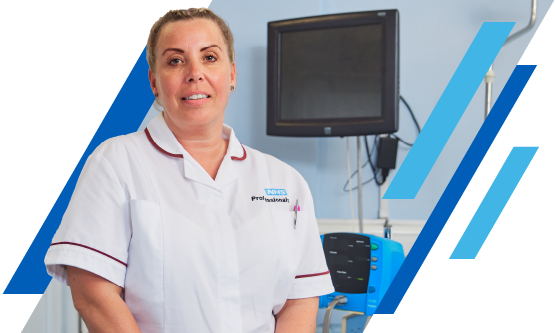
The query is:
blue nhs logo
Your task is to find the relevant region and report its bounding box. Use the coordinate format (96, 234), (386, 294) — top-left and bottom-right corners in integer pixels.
(264, 189), (287, 196)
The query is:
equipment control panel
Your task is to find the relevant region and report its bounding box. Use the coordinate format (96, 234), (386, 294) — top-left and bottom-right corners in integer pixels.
(319, 233), (404, 316)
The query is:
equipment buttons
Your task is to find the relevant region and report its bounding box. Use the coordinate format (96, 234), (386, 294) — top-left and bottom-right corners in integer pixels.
(371, 265), (377, 270)
(368, 286), (376, 293)
(371, 244), (378, 250)
(371, 257), (378, 262)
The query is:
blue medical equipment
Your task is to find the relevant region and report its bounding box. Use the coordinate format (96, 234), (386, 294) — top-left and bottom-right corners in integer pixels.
(319, 233), (404, 316)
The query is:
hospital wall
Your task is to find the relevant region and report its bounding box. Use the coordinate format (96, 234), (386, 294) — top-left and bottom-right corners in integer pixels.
(22, 1), (552, 332)
(209, 0), (551, 220)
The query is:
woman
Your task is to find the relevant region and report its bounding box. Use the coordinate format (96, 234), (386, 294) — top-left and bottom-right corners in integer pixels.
(45, 8), (333, 333)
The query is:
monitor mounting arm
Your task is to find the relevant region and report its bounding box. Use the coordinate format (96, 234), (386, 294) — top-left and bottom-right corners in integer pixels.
(485, 0), (537, 119)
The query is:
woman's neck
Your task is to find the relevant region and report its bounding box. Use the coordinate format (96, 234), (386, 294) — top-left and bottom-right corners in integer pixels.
(163, 113), (229, 180)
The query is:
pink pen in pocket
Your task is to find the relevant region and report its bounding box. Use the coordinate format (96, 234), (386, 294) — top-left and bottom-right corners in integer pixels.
(293, 199), (300, 229)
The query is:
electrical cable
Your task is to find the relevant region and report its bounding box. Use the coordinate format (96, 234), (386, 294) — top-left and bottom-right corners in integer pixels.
(365, 135), (377, 175)
(342, 174), (376, 191)
(392, 95), (421, 146)
(346, 138), (356, 226)
(365, 136), (386, 186)
(400, 95), (421, 134)
(341, 95), (421, 191)
(342, 139), (376, 192)
(323, 296), (348, 333)
(391, 133), (413, 147)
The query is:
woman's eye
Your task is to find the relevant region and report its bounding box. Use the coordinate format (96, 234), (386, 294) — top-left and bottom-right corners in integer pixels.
(169, 58), (183, 65)
(205, 55), (217, 62)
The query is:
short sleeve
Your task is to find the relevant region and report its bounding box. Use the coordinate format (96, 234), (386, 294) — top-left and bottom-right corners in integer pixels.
(44, 150), (131, 288)
(287, 191), (335, 299)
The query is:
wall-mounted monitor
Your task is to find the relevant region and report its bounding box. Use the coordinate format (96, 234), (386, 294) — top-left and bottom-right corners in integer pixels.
(267, 10), (399, 137)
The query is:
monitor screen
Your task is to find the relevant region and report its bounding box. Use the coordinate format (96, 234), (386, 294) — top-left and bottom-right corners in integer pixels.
(280, 24), (383, 121)
(267, 10), (399, 137)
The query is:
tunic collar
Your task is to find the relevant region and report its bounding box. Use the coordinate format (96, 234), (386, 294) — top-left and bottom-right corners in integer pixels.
(144, 113), (246, 161)
(144, 113), (246, 190)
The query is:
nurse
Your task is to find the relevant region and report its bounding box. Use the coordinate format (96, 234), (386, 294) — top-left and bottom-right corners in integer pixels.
(45, 8), (333, 333)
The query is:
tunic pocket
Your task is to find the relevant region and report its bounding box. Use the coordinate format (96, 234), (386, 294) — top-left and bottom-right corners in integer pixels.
(272, 209), (308, 277)
(126, 199), (164, 333)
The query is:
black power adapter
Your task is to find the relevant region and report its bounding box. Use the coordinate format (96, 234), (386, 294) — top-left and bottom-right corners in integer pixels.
(377, 136), (398, 170)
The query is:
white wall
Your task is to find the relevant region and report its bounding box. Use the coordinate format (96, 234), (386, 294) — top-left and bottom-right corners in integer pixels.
(208, 0), (551, 221)
(141, 0), (552, 222)
(21, 279), (80, 333)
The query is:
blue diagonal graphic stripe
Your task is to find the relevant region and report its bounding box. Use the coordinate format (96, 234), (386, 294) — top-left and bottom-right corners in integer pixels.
(375, 65), (536, 314)
(4, 48), (154, 294)
(450, 147), (537, 259)
(384, 22), (515, 200)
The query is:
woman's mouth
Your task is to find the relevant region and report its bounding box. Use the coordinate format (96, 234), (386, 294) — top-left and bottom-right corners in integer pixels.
(182, 94), (210, 100)
(181, 92), (211, 106)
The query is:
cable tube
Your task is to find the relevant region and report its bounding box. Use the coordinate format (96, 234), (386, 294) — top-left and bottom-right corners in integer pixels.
(346, 138), (356, 229)
(323, 296), (348, 333)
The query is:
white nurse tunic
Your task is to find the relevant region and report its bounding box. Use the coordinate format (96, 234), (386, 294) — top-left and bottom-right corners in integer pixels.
(45, 113), (334, 333)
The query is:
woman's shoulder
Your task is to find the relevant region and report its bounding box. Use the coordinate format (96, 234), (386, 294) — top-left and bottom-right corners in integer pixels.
(243, 146), (315, 207)
(90, 131), (146, 163)
(243, 145), (309, 187)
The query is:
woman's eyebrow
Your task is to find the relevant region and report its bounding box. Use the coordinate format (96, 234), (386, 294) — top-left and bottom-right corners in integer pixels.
(162, 48), (184, 56)
(161, 45), (221, 56)
(200, 45), (222, 52)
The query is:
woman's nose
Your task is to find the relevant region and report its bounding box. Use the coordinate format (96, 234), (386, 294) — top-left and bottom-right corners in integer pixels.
(187, 62), (204, 82)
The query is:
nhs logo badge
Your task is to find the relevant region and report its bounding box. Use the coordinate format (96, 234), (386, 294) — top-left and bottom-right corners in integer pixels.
(264, 188), (287, 196)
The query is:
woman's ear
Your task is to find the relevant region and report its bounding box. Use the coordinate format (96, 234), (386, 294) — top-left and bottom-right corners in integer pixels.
(148, 68), (158, 96)
(230, 62), (237, 89)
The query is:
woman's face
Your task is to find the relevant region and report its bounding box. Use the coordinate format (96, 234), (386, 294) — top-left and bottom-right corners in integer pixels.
(149, 19), (236, 130)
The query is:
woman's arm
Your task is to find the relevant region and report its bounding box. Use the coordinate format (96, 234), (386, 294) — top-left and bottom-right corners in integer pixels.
(275, 297), (320, 333)
(67, 266), (141, 333)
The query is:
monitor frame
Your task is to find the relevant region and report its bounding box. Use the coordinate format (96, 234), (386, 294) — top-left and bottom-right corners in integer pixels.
(267, 10), (399, 137)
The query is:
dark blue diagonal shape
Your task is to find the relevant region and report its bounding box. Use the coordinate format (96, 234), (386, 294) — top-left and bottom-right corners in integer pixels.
(384, 22), (515, 199)
(4, 47), (154, 294)
(375, 65), (536, 314)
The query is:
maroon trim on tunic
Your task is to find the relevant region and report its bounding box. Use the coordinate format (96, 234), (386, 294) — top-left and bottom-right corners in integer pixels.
(146, 127), (246, 161)
(231, 145), (247, 161)
(295, 270), (330, 279)
(145, 128), (184, 158)
(50, 242), (127, 267)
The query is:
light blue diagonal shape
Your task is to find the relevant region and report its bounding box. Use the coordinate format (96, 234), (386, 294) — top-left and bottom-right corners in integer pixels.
(384, 22), (515, 199)
(376, 66), (536, 313)
(450, 147), (538, 259)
